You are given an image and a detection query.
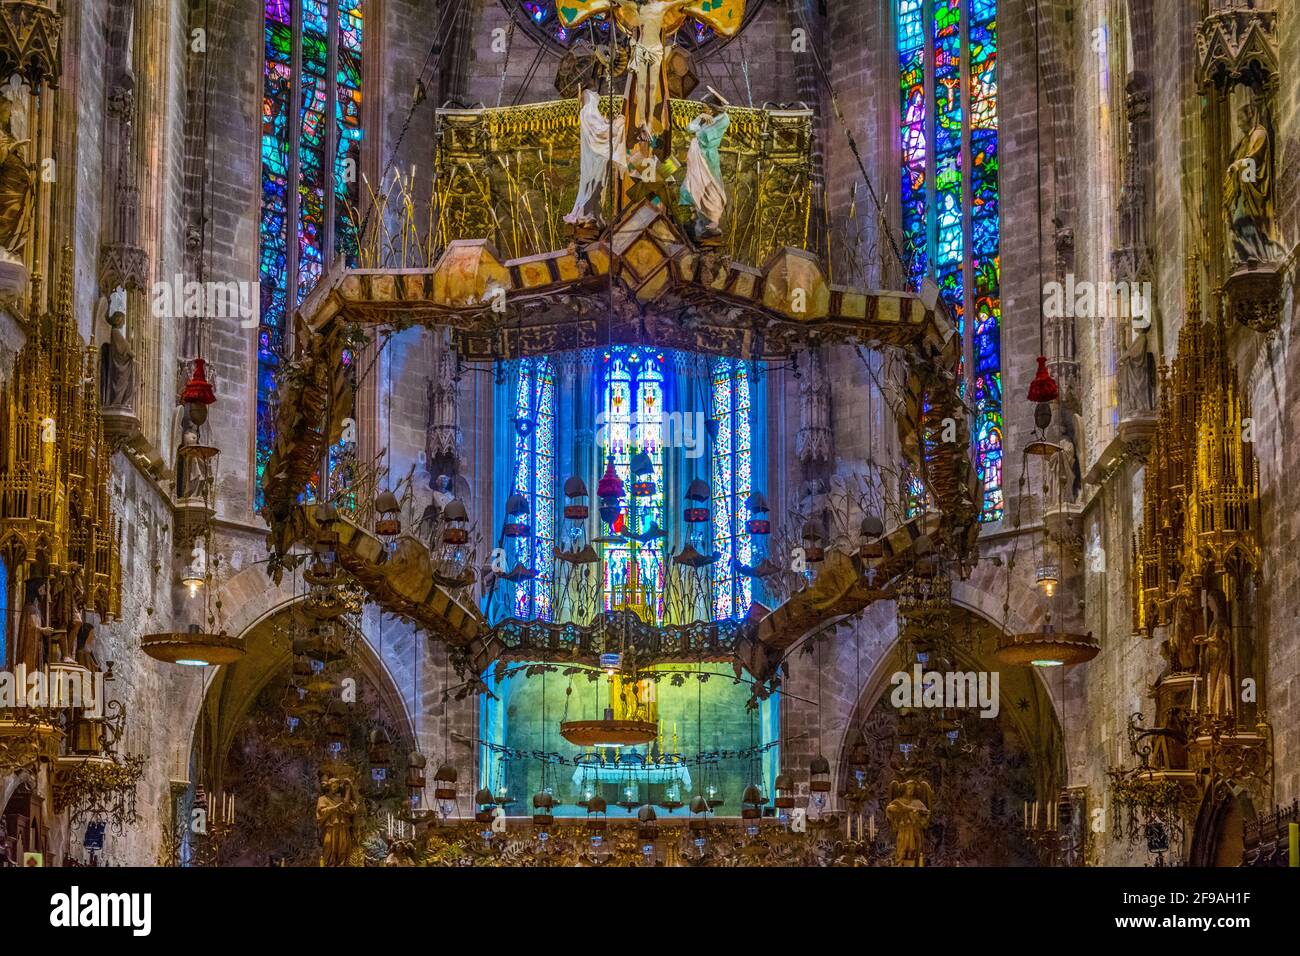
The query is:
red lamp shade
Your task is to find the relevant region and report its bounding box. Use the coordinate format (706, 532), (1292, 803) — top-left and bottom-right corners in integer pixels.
(1027, 356), (1058, 403)
(182, 358), (217, 405)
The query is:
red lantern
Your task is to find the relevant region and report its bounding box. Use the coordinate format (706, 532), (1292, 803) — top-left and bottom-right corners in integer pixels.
(1027, 355), (1059, 403)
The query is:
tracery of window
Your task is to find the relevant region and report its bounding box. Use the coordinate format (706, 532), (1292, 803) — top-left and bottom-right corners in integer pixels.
(711, 359), (753, 621)
(599, 349), (666, 620)
(257, 0), (364, 508)
(505, 0), (766, 54)
(897, 0), (1003, 522)
(510, 358), (557, 621)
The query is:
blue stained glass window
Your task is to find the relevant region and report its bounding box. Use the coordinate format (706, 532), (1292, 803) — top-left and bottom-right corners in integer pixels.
(511, 358), (557, 620)
(257, 0), (363, 509)
(711, 359), (753, 620)
(897, 0), (1002, 521)
(599, 349), (666, 620)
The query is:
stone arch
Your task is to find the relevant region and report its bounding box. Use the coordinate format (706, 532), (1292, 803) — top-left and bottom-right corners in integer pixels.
(1189, 781), (1256, 867)
(820, 600), (1066, 807)
(182, 590), (419, 794)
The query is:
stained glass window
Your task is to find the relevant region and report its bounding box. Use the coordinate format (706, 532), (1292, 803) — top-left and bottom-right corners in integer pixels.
(511, 358), (557, 620)
(599, 349), (666, 620)
(257, 0), (363, 508)
(897, 0), (1003, 521)
(711, 359), (753, 620)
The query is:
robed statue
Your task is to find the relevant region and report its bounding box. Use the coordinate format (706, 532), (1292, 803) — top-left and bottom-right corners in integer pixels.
(0, 84), (32, 266)
(886, 777), (932, 867)
(681, 93), (730, 239)
(100, 288), (136, 410)
(566, 88), (628, 230)
(316, 775), (360, 867)
(1224, 99), (1285, 268)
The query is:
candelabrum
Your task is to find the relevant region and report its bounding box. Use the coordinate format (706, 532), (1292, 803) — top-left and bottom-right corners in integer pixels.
(1021, 791), (1090, 866)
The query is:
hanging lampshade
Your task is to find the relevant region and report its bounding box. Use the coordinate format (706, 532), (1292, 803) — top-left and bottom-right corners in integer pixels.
(617, 771), (641, 811)
(741, 783), (766, 821)
(503, 491), (530, 538)
(322, 700), (348, 742)
(773, 772), (796, 810)
(181, 357), (217, 426)
(657, 779), (684, 812)
(586, 793), (608, 832)
(180, 560), (205, 597)
(689, 794), (711, 832)
(406, 752), (427, 791)
(684, 477), (711, 523)
(597, 457), (624, 500)
(1036, 563), (1060, 599)
(140, 624), (245, 666)
(629, 450), (656, 497)
(801, 521), (825, 563)
(994, 622), (1100, 667)
(367, 728), (392, 770)
(859, 514), (886, 558)
(636, 804), (659, 842)
(532, 790), (555, 828)
(563, 476), (590, 520)
(375, 489), (402, 536)
(433, 763), (459, 802)
(702, 764), (725, 809)
(745, 491), (770, 534)
(809, 754), (832, 793)
(441, 499), (469, 544)
(474, 787), (496, 824)
(1027, 355), (1059, 403)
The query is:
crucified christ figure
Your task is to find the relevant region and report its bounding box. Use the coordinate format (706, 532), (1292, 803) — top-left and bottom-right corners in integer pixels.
(559, 1), (747, 169)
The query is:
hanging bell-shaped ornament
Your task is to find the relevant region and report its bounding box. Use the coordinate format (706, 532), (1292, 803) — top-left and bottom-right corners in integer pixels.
(745, 490), (771, 535)
(441, 498), (469, 544)
(375, 489), (402, 536)
(181, 357), (218, 426)
(683, 477), (710, 524)
(809, 754), (832, 793)
(563, 476), (590, 520)
(503, 490), (530, 538)
(629, 450), (656, 498)
(773, 772), (796, 810)
(1027, 355), (1059, 403)
(433, 762), (459, 802)
(597, 456), (625, 501)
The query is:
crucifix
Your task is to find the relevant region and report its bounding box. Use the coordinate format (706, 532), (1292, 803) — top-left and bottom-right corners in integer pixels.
(558, 0), (746, 175)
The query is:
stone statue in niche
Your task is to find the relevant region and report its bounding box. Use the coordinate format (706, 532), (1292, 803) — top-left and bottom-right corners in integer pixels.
(1196, 581), (1235, 720)
(1118, 327), (1156, 419)
(1166, 575), (1201, 675)
(49, 567), (85, 664)
(316, 775), (359, 867)
(1224, 98), (1285, 268)
(12, 578), (53, 672)
(0, 79), (33, 273)
(100, 288), (136, 410)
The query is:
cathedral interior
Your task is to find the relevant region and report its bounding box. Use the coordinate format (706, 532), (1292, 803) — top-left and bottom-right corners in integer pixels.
(0, 0), (1297, 890)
